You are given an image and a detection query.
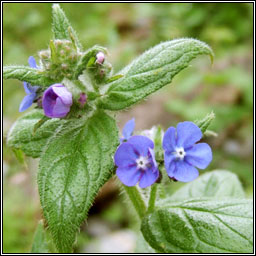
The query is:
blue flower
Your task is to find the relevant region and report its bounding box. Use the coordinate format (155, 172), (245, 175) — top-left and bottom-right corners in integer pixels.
(19, 56), (39, 112)
(114, 135), (159, 188)
(120, 118), (135, 143)
(162, 121), (212, 182)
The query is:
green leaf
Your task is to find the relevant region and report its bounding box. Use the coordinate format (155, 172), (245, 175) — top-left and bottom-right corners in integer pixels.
(12, 148), (26, 164)
(31, 220), (48, 253)
(106, 74), (124, 83)
(3, 66), (55, 86)
(170, 170), (245, 200)
(7, 109), (65, 158)
(38, 110), (119, 253)
(141, 198), (253, 253)
(52, 4), (82, 49)
(195, 111), (215, 133)
(135, 233), (156, 253)
(99, 38), (214, 110)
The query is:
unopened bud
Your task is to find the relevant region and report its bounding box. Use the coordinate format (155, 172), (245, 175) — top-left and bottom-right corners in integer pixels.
(42, 84), (72, 118)
(96, 51), (105, 64)
(78, 92), (87, 108)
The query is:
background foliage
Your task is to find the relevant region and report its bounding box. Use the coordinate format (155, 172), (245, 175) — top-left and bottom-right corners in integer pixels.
(3, 3), (253, 253)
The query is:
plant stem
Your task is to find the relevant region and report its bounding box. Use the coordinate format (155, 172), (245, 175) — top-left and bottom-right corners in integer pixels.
(147, 184), (158, 213)
(123, 185), (147, 219)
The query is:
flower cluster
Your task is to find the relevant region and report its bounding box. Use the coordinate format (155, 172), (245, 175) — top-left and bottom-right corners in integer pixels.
(114, 119), (212, 188)
(18, 52), (104, 118)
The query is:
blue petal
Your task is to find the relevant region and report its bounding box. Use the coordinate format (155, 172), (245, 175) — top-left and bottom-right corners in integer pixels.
(172, 161), (199, 182)
(185, 143), (212, 169)
(148, 148), (158, 168)
(139, 167), (159, 188)
(27, 84), (39, 94)
(114, 142), (138, 168)
(122, 118), (135, 140)
(127, 135), (154, 156)
(23, 82), (30, 94)
(164, 152), (176, 173)
(23, 82), (39, 94)
(116, 166), (141, 187)
(176, 121), (202, 149)
(30, 85), (39, 93)
(28, 56), (37, 69)
(163, 126), (177, 152)
(19, 93), (36, 112)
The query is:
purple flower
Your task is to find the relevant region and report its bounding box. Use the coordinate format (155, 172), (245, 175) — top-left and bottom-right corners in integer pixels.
(162, 121), (212, 182)
(120, 118), (135, 143)
(42, 84), (73, 118)
(96, 52), (105, 64)
(114, 135), (159, 188)
(19, 56), (39, 112)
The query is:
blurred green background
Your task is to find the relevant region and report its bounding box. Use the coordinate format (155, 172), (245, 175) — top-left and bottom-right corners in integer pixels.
(3, 3), (253, 253)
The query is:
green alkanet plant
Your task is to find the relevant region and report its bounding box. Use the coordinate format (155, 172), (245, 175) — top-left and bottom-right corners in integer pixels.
(4, 4), (253, 253)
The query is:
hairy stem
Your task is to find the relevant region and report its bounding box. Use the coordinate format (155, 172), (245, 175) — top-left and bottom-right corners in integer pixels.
(147, 184), (158, 213)
(123, 185), (147, 219)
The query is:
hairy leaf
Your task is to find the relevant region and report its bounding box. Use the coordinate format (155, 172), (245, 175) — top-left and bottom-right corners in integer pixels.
(99, 38), (213, 110)
(135, 233), (156, 253)
(38, 110), (119, 252)
(31, 220), (48, 253)
(170, 170), (245, 200)
(3, 66), (55, 86)
(195, 111), (215, 133)
(12, 148), (26, 164)
(141, 198), (253, 253)
(52, 4), (82, 49)
(7, 109), (65, 158)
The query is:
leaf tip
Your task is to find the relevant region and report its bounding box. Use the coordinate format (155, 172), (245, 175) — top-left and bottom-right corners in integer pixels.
(52, 3), (60, 11)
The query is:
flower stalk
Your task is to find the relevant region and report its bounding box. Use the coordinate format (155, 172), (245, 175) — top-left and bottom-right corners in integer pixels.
(122, 185), (147, 219)
(147, 183), (158, 214)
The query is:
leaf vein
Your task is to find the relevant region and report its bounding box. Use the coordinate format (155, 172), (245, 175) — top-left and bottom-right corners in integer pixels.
(182, 209), (234, 253)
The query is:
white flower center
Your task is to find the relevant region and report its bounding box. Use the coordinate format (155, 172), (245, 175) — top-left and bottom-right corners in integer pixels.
(174, 147), (186, 160)
(136, 156), (149, 170)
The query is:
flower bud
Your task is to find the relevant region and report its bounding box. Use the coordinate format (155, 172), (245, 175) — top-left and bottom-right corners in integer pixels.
(78, 92), (87, 108)
(96, 51), (105, 64)
(42, 84), (72, 118)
